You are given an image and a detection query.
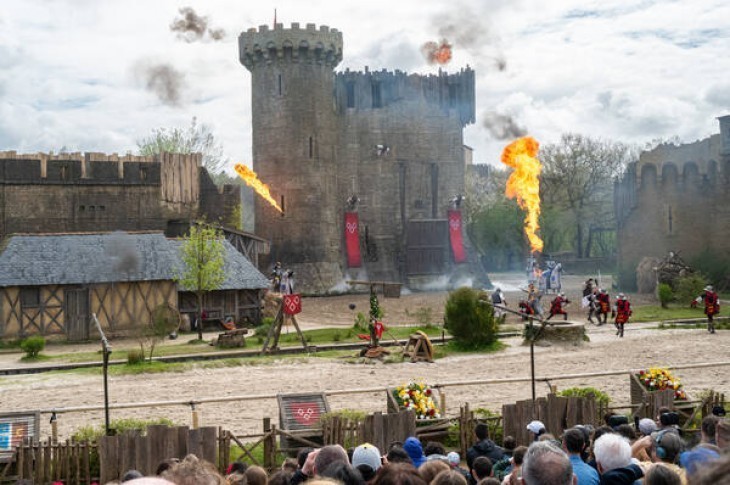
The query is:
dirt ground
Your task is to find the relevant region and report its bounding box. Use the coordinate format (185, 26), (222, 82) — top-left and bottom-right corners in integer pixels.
(1, 273), (728, 440)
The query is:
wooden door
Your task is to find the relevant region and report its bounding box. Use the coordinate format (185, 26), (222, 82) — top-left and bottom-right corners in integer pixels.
(65, 289), (90, 341)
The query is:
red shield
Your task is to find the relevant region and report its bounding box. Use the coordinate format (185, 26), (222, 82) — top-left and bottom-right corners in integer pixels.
(283, 294), (302, 315)
(290, 402), (320, 426)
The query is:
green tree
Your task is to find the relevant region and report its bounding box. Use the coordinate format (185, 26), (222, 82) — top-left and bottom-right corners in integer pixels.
(137, 117), (227, 180)
(444, 287), (498, 349)
(540, 134), (635, 258)
(176, 224), (226, 341)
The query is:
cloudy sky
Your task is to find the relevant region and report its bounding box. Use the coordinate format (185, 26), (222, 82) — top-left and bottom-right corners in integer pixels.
(1, 0), (728, 169)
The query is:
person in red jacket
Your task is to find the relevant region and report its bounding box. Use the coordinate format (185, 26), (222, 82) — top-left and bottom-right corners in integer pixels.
(596, 288), (611, 325)
(695, 285), (720, 334)
(546, 293), (570, 321)
(612, 293), (632, 338)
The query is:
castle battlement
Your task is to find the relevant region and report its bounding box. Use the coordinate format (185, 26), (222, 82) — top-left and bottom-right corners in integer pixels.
(239, 22), (343, 70)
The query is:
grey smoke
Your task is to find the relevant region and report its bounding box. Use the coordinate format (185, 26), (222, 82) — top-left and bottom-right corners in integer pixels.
(105, 231), (141, 276)
(135, 62), (185, 106)
(170, 7), (226, 42)
(483, 112), (527, 140)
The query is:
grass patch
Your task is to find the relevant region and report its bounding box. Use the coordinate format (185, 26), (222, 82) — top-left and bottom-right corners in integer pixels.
(433, 339), (507, 358)
(631, 304), (708, 323)
(19, 354), (51, 362)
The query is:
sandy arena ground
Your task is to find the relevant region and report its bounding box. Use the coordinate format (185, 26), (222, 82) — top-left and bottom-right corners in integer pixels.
(1, 274), (728, 440)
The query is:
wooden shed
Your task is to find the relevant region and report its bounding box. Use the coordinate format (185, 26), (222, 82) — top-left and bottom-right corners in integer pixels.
(0, 232), (269, 341)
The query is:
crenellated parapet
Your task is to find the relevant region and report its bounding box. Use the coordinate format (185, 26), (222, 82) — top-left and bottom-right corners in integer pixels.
(239, 23), (343, 70)
(335, 66), (476, 126)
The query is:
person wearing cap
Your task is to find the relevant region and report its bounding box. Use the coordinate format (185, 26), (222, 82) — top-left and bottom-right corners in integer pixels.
(631, 430), (686, 484)
(404, 437), (427, 468)
(526, 420), (546, 442)
(491, 287), (507, 319)
(694, 285), (720, 334)
(612, 293), (632, 338)
(352, 443), (382, 482)
(546, 292), (570, 321)
(596, 289), (611, 325)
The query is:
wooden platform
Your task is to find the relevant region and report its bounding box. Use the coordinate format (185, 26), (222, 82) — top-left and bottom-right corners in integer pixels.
(217, 328), (248, 348)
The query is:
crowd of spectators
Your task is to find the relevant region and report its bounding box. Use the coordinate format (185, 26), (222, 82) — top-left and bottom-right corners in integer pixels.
(98, 407), (729, 485)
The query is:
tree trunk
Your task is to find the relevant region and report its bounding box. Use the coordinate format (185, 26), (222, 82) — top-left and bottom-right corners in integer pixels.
(585, 226), (594, 259)
(576, 222), (584, 258)
(197, 291), (204, 341)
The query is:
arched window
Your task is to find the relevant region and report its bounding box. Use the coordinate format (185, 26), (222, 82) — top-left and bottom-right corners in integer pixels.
(640, 163), (657, 187)
(661, 163), (678, 186)
(683, 162), (699, 185)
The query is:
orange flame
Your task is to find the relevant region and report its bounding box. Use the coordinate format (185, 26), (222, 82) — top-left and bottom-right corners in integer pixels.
(233, 163), (283, 213)
(421, 39), (452, 65)
(501, 136), (543, 253)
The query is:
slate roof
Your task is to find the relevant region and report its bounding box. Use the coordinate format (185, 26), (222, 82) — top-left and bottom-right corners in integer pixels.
(0, 232), (269, 290)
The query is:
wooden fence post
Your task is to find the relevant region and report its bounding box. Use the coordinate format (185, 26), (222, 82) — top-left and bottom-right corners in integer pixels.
(263, 418), (272, 472)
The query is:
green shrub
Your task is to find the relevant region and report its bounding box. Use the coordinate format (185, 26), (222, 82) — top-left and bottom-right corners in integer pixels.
(674, 274), (708, 306)
(691, 250), (730, 292)
(353, 312), (368, 330)
(558, 387), (611, 407)
(254, 323), (272, 337)
(127, 349), (146, 365)
(20, 335), (45, 358)
(657, 283), (673, 308)
(332, 331), (341, 342)
(71, 417), (175, 443)
(444, 287), (498, 349)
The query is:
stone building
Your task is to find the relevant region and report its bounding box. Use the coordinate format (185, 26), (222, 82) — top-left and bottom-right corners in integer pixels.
(239, 23), (476, 293)
(614, 115), (730, 289)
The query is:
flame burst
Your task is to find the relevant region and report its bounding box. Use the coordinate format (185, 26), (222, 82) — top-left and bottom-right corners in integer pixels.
(421, 39), (452, 65)
(500, 136), (543, 253)
(234, 163), (283, 213)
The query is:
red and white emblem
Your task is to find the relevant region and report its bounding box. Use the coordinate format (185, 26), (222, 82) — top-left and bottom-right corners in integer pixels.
(283, 294), (302, 315)
(449, 216), (461, 231)
(290, 402), (320, 425)
(346, 221), (358, 234)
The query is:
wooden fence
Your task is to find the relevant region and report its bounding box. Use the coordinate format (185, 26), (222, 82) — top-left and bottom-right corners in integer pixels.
(2, 439), (96, 485)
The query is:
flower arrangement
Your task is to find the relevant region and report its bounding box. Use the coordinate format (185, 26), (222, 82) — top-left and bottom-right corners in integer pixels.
(393, 381), (441, 419)
(636, 367), (687, 400)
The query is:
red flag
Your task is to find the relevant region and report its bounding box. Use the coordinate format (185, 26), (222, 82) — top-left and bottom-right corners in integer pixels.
(374, 321), (385, 339)
(283, 294), (302, 315)
(344, 212), (362, 268)
(448, 210), (467, 263)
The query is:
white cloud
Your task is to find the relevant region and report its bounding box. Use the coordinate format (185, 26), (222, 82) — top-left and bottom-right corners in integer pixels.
(0, 0), (728, 168)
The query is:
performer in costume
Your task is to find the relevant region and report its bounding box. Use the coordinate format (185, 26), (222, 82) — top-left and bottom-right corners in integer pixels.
(596, 288), (611, 325)
(586, 288), (599, 324)
(545, 293), (570, 321)
(612, 293), (632, 338)
(695, 285), (720, 334)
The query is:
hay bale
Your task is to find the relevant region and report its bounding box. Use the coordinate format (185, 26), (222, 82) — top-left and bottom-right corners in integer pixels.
(636, 257), (660, 294)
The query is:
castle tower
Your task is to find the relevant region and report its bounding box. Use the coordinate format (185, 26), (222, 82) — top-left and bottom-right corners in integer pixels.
(239, 23), (344, 292)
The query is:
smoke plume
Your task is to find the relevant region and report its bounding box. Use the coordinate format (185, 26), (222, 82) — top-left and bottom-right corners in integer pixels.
(135, 61), (185, 106)
(170, 7), (226, 42)
(105, 231), (141, 277)
(483, 112), (527, 140)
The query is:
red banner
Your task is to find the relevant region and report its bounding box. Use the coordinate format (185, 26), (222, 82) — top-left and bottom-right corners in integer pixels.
(283, 294), (302, 315)
(344, 212), (362, 268)
(289, 401), (321, 426)
(448, 210), (467, 263)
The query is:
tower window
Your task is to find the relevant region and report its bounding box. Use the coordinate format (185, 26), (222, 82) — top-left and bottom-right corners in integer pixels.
(668, 205), (673, 234)
(60, 165), (68, 180)
(278, 74), (282, 96)
(309, 136), (313, 158)
(371, 82), (382, 108)
(449, 84), (457, 108)
(140, 166), (148, 181)
(346, 82), (355, 108)
(280, 195), (286, 217)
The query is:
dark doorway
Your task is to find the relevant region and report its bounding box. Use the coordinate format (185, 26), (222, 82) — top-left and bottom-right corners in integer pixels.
(406, 220), (448, 276)
(65, 288), (90, 341)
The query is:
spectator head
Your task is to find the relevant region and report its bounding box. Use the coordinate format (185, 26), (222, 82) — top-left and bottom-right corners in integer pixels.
(226, 472), (246, 485)
(314, 445), (349, 475)
(386, 446), (411, 464)
(512, 446), (528, 467)
(403, 437), (425, 467)
(161, 454), (226, 485)
(282, 458), (298, 474)
(125, 479), (176, 485)
(424, 441), (447, 457)
(701, 415), (719, 444)
(651, 430), (681, 464)
(716, 419), (730, 450)
(477, 479), (501, 485)
(419, 460), (450, 483)
(475, 423), (490, 441)
(711, 405), (726, 418)
(503, 436), (517, 453)
(693, 452), (730, 485)
(526, 421), (546, 440)
(520, 441), (573, 485)
(297, 447), (315, 468)
(372, 462), (427, 485)
(269, 471), (293, 485)
(121, 470), (144, 482)
(431, 470), (467, 485)
(226, 462), (248, 475)
(615, 424), (636, 442)
(244, 465), (269, 485)
(593, 434), (632, 474)
(446, 452), (461, 468)
(470, 456), (493, 481)
(320, 462), (365, 485)
(352, 443), (382, 477)
(155, 458), (180, 476)
(562, 428), (585, 455)
(639, 418), (657, 436)
(679, 446), (720, 478)
(644, 464), (681, 485)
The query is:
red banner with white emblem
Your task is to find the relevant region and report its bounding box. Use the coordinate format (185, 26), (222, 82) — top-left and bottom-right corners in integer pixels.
(448, 210), (467, 263)
(344, 212), (362, 268)
(289, 401), (320, 426)
(283, 294), (302, 315)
